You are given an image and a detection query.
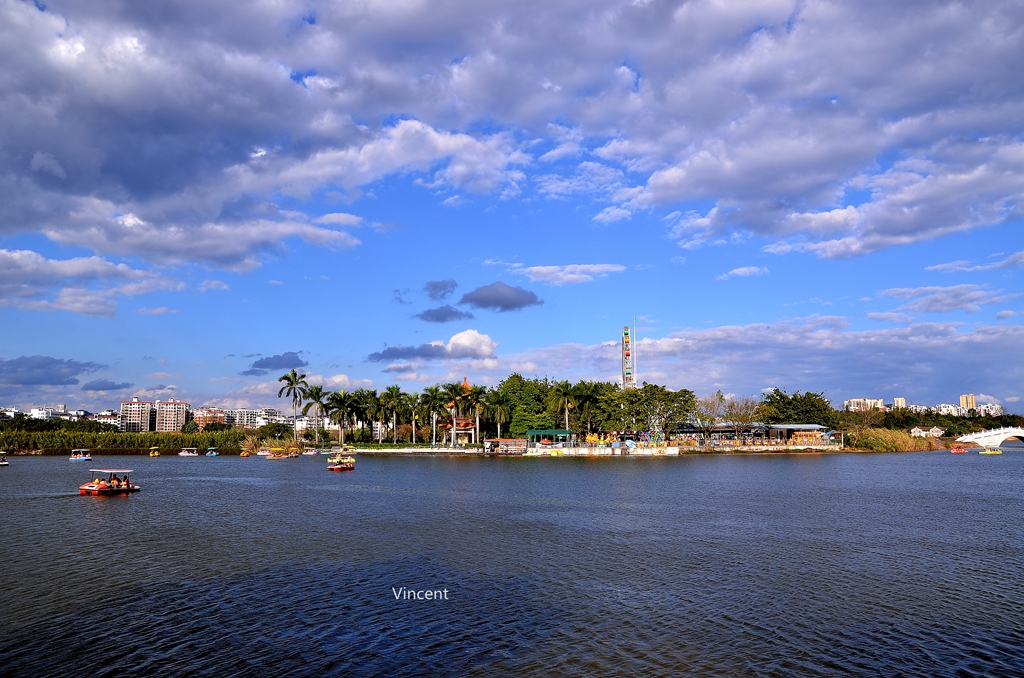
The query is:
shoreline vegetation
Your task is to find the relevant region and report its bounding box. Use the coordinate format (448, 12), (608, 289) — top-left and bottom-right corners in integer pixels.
(2, 371), (1019, 455)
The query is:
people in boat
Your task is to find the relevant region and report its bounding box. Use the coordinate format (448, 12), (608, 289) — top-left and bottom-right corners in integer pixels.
(110, 476), (121, 488)
(121, 475), (130, 487)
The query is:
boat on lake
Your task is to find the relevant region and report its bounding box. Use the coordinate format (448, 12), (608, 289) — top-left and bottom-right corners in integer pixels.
(69, 449), (92, 462)
(266, 447), (289, 459)
(256, 448), (271, 456)
(205, 447), (219, 457)
(178, 448), (199, 457)
(0, 452), (8, 467)
(302, 447), (317, 456)
(79, 468), (140, 496)
(327, 454), (355, 472)
(979, 446), (1003, 455)
(149, 447), (160, 457)
(950, 445), (968, 454)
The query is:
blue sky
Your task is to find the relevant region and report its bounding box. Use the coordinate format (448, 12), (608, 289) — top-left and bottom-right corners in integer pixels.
(1, 0), (1022, 412)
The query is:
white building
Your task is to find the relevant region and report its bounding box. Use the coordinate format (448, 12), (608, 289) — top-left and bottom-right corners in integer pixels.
(844, 398), (884, 412)
(892, 397), (907, 409)
(29, 404), (66, 420)
(976, 402), (1004, 416)
(911, 426), (945, 438)
(934, 403), (960, 416)
(92, 410), (120, 427)
(120, 397), (154, 432)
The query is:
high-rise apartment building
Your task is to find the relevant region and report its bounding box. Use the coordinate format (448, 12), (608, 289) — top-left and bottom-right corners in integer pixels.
(120, 397), (154, 432)
(155, 399), (190, 432)
(959, 394), (976, 410)
(892, 397), (906, 409)
(843, 398), (884, 412)
(192, 407), (225, 431)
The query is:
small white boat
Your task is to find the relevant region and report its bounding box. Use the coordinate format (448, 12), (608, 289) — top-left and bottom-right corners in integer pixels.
(302, 448), (317, 456)
(178, 448), (199, 457)
(256, 450), (271, 456)
(0, 454), (9, 466)
(205, 447), (219, 457)
(70, 449), (92, 462)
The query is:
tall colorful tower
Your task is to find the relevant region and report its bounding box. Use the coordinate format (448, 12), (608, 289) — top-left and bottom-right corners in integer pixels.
(621, 325), (635, 389)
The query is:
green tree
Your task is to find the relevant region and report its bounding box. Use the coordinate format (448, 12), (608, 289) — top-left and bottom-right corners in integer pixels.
(485, 388), (512, 438)
(420, 385), (445, 445)
(277, 369), (309, 441)
(326, 390), (352, 446)
(441, 382), (465, 446)
(467, 384), (487, 443)
(548, 380), (576, 431)
(380, 385), (405, 444)
(181, 420), (199, 434)
(760, 388), (839, 429)
(693, 391), (725, 443)
(301, 384), (330, 447)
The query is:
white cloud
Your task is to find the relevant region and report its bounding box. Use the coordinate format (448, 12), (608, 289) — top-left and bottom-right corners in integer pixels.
(441, 318), (1024, 409)
(593, 206), (632, 223)
(717, 266), (768, 281)
(199, 280), (230, 292)
(0, 248), (179, 317)
(515, 264), (626, 285)
(314, 213), (364, 226)
(881, 285), (1015, 315)
(138, 307), (177, 315)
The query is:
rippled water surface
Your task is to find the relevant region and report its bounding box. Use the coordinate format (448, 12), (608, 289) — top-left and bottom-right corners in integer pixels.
(2, 451), (1023, 676)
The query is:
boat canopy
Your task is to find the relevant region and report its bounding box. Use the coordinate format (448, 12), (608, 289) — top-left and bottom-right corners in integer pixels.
(72, 449), (91, 452)
(207, 447), (217, 450)
(89, 468), (133, 473)
(181, 447), (198, 451)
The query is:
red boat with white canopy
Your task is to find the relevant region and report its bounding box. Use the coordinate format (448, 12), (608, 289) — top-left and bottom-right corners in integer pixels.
(79, 469), (141, 495)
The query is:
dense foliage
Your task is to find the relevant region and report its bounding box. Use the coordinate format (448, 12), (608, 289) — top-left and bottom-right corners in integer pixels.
(0, 414), (118, 434)
(759, 389), (841, 429)
(0, 429), (246, 452)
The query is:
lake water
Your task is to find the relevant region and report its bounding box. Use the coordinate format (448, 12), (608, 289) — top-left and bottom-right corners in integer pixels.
(2, 450), (1023, 676)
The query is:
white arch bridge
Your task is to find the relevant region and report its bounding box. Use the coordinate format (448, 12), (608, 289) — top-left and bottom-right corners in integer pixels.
(956, 427), (1024, 447)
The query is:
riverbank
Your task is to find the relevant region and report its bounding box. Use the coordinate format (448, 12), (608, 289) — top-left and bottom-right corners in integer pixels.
(354, 444), (848, 456)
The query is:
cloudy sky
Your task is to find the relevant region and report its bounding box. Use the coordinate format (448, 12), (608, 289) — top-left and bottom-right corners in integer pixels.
(1, 0), (1022, 412)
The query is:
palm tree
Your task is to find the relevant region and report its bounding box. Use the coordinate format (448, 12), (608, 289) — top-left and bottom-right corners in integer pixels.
(380, 385), (404, 444)
(421, 385), (444, 446)
(467, 384), (487, 445)
(573, 381), (600, 434)
(441, 382), (465, 447)
(277, 369), (308, 441)
(350, 388), (377, 442)
(486, 389), (512, 439)
(404, 391), (420, 444)
(301, 384), (329, 447)
(549, 380), (576, 431)
(326, 390), (352, 446)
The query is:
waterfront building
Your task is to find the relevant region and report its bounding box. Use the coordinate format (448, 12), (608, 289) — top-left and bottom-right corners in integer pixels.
(892, 397), (906, 409)
(155, 399), (190, 433)
(120, 397), (155, 432)
(911, 426), (945, 438)
(192, 407), (226, 431)
(843, 398), (884, 412)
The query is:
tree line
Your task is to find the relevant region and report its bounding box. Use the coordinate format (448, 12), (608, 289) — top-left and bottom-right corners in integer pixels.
(267, 370), (853, 445)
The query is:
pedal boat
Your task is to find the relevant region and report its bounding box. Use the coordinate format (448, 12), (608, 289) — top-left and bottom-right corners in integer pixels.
(70, 449), (92, 462)
(80, 469), (140, 495)
(327, 454), (355, 472)
(950, 445), (968, 454)
(178, 448), (199, 456)
(980, 446), (1003, 455)
(149, 447), (161, 457)
(205, 447), (219, 456)
(0, 455), (8, 467)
